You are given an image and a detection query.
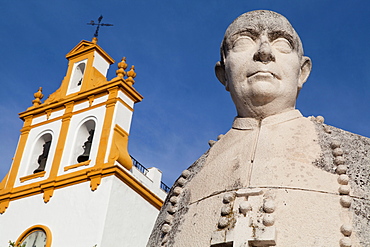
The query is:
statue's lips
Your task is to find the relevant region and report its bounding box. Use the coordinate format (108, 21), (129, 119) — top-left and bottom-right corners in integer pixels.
(247, 71), (280, 80)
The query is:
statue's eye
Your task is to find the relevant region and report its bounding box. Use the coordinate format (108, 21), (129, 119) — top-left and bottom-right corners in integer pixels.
(232, 36), (255, 52)
(272, 38), (293, 53)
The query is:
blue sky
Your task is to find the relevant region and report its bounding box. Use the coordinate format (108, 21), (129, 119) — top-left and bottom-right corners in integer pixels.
(1, 1), (370, 187)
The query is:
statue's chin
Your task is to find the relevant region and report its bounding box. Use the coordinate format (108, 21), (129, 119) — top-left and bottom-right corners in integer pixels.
(249, 82), (278, 106)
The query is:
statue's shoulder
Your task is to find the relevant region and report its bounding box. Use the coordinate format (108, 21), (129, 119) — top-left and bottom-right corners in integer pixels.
(309, 116), (370, 176)
(146, 151), (209, 247)
(310, 117), (370, 244)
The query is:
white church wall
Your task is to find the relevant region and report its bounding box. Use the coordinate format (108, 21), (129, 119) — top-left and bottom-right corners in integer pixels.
(91, 94), (108, 107)
(118, 91), (134, 108)
(49, 109), (64, 120)
(31, 115), (47, 126)
(93, 51), (110, 77)
(73, 100), (90, 112)
(113, 101), (133, 134)
(100, 176), (160, 247)
(0, 180), (113, 247)
(0, 176), (160, 247)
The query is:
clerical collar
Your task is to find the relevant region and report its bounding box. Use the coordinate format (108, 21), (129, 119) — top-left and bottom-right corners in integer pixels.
(232, 109), (303, 130)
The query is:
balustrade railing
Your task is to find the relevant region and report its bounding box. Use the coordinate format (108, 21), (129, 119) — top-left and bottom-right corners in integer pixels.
(130, 155), (170, 193)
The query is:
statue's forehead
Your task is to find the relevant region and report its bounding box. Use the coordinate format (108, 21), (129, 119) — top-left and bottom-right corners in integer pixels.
(225, 11), (296, 39)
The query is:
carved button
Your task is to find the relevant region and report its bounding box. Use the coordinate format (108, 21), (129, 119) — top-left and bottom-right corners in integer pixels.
(164, 214), (174, 224)
(338, 174), (350, 185)
(177, 177), (186, 187)
(167, 205), (178, 214)
(263, 214), (275, 226)
(208, 140), (216, 147)
(330, 140), (341, 149)
(338, 185), (350, 195)
(221, 205), (232, 216)
(161, 223), (171, 233)
(170, 196), (179, 205)
(217, 134), (224, 140)
(332, 148), (344, 157)
(316, 115), (324, 123)
(239, 201), (252, 215)
(340, 196), (352, 208)
(218, 217), (229, 229)
(181, 170), (191, 178)
(263, 200), (275, 213)
(336, 165), (348, 175)
(339, 237), (352, 247)
(334, 156), (345, 165)
(223, 193), (234, 203)
(173, 187), (183, 196)
(340, 224), (352, 237)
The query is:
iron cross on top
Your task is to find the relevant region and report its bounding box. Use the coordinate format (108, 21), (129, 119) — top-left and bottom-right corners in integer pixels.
(87, 15), (113, 38)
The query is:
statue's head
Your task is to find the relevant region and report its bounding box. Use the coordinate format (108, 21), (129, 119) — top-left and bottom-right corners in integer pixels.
(215, 10), (312, 118)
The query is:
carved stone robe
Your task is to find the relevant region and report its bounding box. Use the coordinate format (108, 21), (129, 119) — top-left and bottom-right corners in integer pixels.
(147, 110), (370, 247)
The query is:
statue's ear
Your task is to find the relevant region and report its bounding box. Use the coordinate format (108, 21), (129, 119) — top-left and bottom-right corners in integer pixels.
(298, 56), (312, 89)
(215, 61), (229, 91)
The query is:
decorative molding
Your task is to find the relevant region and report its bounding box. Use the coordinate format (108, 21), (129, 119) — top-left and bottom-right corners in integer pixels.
(64, 160), (91, 172)
(45, 109), (52, 120)
(109, 125), (132, 170)
(0, 164), (164, 213)
(0, 198), (10, 214)
(88, 95), (95, 107)
(20, 171), (46, 183)
(95, 87), (118, 167)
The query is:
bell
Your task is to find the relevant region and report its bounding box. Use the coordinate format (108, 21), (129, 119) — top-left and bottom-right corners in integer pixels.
(77, 141), (92, 163)
(77, 129), (94, 163)
(34, 141), (51, 173)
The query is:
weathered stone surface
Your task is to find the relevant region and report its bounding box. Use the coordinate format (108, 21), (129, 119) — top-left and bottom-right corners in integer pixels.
(147, 9), (370, 246)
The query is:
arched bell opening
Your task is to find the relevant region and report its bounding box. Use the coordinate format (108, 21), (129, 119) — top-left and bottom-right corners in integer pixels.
(67, 59), (87, 94)
(70, 119), (96, 165)
(29, 133), (53, 174)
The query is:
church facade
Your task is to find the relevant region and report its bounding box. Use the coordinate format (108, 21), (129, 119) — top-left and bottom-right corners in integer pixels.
(0, 37), (167, 247)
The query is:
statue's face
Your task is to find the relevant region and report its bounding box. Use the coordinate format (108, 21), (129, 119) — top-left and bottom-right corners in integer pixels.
(217, 11), (311, 118)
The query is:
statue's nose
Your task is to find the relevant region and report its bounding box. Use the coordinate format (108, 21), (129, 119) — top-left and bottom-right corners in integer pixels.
(253, 41), (275, 64)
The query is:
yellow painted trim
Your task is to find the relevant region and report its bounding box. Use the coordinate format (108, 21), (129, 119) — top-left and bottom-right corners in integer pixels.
(0, 172), (9, 190)
(24, 100), (107, 131)
(45, 109), (52, 120)
(109, 77), (143, 103)
(88, 95), (94, 106)
(15, 224), (52, 247)
(95, 87), (118, 169)
(0, 164), (164, 212)
(61, 52), (96, 97)
(45, 102), (74, 203)
(0, 199), (10, 214)
(19, 171), (46, 183)
(40, 183), (55, 203)
(108, 125), (132, 170)
(4, 116), (33, 190)
(19, 81), (142, 120)
(66, 40), (115, 64)
(64, 160), (91, 171)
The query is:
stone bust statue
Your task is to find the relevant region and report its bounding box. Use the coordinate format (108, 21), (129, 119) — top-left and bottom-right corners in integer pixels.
(215, 10), (311, 120)
(147, 10), (370, 247)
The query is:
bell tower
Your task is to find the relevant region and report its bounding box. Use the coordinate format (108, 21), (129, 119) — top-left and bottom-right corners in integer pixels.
(0, 37), (167, 247)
